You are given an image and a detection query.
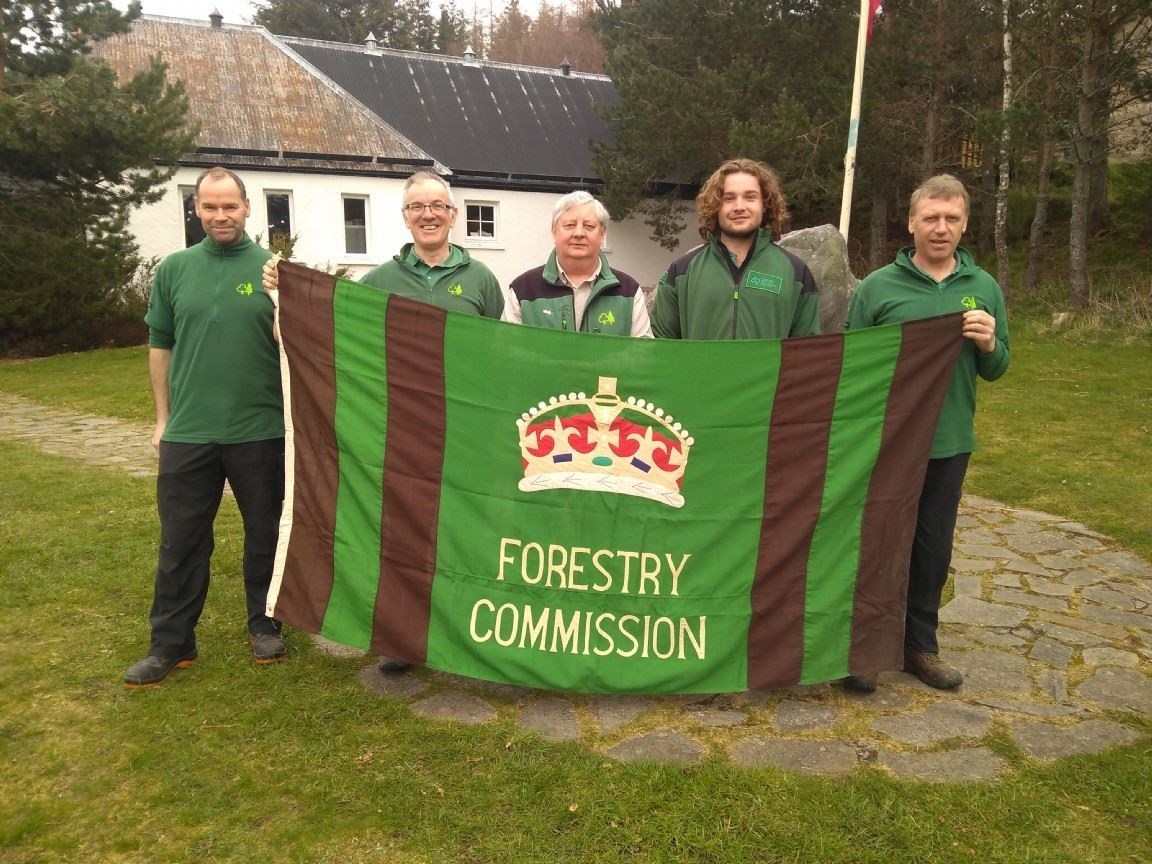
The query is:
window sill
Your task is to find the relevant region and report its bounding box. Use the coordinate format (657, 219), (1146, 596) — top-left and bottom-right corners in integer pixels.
(461, 238), (504, 251)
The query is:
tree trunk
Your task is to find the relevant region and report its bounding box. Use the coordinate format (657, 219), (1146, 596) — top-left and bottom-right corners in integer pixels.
(1069, 0), (1105, 309)
(1069, 161), (1092, 309)
(920, 0), (946, 175)
(1086, 126), (1111, 235)
(994, 0), (1012, 298)
(869, 189), (888, 272)
(1025, 19), (1058, 295)
(978, 162), (996, 254)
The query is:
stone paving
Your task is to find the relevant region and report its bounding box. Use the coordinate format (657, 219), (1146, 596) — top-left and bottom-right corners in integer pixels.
(4, 390), (1152, 782)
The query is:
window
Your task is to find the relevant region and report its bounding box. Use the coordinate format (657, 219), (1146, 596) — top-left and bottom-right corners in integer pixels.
(265, 191), (293, 250)
(179, 185), (205, 248)
(343, 195), (368, 255)
(465, 201), (497, 240)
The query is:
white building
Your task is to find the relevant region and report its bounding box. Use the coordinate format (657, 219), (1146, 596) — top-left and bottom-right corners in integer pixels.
(96, 15), (698, 287)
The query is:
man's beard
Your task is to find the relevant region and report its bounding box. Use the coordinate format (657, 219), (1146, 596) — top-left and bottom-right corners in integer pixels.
(720, 221), (759, 240)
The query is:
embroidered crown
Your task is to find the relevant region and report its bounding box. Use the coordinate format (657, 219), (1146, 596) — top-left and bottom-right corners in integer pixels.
(516, 376), (693, 508)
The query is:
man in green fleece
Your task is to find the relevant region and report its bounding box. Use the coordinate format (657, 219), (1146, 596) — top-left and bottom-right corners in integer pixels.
(262, 170), (503, 673)
(358, 171), (504, 316)
(125, 168), (286, 688)
(504, 190), (652, 336)
(653, 158), (820, 340)
(844, 174), (1010, 694)
(263, 171), (503, 320)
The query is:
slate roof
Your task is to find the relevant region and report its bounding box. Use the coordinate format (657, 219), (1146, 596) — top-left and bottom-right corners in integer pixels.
(281, 37), (617, 184)
(93, 17), (436, 172)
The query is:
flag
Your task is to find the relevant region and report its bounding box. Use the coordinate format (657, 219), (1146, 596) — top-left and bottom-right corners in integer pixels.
(867, 0), (883, 41)
(269, 262), (962, 694)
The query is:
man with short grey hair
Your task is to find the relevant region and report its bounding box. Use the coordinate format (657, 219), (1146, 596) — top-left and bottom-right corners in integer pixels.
(504, 190), (652, 337)
(263, 170), (503, 318)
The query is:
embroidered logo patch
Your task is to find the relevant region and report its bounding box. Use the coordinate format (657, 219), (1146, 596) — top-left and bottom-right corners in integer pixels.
(448, 284), (464, 296)
(745, 272), (783, 294)
(598, 310), (616, 326)
(235, 282), (255, 296)
(961, 296), (978, 311)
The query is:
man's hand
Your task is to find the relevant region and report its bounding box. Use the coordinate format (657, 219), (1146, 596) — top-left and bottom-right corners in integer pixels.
(263, 255), (281, 294)
(264, 255), (281, 343)
(962, 309), (997, 354)
(151, 420), (165, 452)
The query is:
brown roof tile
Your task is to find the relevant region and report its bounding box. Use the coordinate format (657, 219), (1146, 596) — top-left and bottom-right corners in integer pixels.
(94, 17), (433, 165)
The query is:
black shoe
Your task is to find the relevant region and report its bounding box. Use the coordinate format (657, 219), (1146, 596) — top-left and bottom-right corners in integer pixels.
(378, 657), (412, 673)
(124, 651), (197, 688)
(842, 674), (878, 694)
(251, 633), (287, 664)
(904, 648), (963, 690)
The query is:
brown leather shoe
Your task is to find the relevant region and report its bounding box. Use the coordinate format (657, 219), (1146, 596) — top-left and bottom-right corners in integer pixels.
(842, 674), (877, 694)
(904, 648), (963, 689)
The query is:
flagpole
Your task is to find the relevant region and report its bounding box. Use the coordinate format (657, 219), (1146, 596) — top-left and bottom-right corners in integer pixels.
(839, 0), (872, 240)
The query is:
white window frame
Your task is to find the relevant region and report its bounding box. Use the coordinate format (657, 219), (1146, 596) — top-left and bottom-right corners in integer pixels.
(462, 199), (502, 249)
(178, 184), (205, 248)
(340, 194), (372, 260)
(263, 189), (294, 247)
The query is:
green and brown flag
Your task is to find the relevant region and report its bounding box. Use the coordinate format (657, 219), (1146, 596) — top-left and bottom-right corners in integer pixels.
(269, 262), (963, 694)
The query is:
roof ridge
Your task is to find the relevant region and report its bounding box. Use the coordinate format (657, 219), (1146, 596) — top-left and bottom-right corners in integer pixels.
(278, 34), (611, 81)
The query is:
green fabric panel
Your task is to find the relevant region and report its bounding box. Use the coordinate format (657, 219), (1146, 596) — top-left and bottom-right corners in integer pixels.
(800, 324), (901, 683)
(321, 280), (391, 648)
(426, 317), (778, 693)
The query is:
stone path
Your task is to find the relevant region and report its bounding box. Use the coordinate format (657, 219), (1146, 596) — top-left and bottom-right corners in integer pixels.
(4, 390), (1151, 782)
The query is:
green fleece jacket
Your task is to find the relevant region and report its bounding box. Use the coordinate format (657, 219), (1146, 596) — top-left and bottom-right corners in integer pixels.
(146, 233), (282, 444)
(508, 252), (642, 335)
(847, 245), (1010, 457)
(653, 229), (820, 340)
(359, 243), (503, 318)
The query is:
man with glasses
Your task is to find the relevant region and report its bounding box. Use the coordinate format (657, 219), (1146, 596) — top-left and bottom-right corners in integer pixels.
(358, 171), (504, 316)
(261, 170), (503, 675)
(262, 171), (502, 317)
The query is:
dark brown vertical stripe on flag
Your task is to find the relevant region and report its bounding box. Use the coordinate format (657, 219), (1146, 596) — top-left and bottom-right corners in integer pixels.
(274, 261), (340, 632)
(748, 334), (845, 691)
(849, 314), (965, 674)
(370, 296), (448, 660)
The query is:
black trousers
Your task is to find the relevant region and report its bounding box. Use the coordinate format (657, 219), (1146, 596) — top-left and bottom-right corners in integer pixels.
(905, 452), (970, 654)
(148, 438), (285, 655)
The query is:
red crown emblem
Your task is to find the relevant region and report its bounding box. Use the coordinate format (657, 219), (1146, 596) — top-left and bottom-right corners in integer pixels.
(516, 376), (693, 508)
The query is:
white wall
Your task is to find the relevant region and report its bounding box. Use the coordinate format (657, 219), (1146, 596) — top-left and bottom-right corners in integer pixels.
(129, 167), (699, 288)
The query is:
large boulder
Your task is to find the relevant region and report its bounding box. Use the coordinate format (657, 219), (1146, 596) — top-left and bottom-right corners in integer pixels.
(778, 224), (857, 334)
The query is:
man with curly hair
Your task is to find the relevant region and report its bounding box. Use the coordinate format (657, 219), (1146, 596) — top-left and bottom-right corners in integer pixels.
(652, 158), (820, 340)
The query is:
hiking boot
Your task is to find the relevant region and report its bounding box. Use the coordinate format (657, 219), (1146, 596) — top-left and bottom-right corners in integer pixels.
(123, 651), (197, 688)
(378, 657), (412, 673)
(251, 632), (287, 664)
(904, 648), (963, 690)
(842, 674), (878, 694)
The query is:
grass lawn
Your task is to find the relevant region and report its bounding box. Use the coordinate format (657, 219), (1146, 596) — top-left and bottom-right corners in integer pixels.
(1, 444), (1150, 863)
(1, 322), (1150, 862)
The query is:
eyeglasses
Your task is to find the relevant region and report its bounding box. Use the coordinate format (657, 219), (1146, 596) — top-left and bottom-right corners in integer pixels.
(402, 202), (455, 214)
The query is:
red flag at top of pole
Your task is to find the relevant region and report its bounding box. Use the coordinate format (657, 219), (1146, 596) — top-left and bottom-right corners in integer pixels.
(867, 0), (883, 41)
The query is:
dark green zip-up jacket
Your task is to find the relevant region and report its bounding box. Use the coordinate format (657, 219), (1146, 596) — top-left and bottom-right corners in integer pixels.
(847, 245), (1010, 458)
(359, 243), (504, 318)
(653, 229), (820, 340)
(146, 233), (283, 444)
(508, 252), (644, 335)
